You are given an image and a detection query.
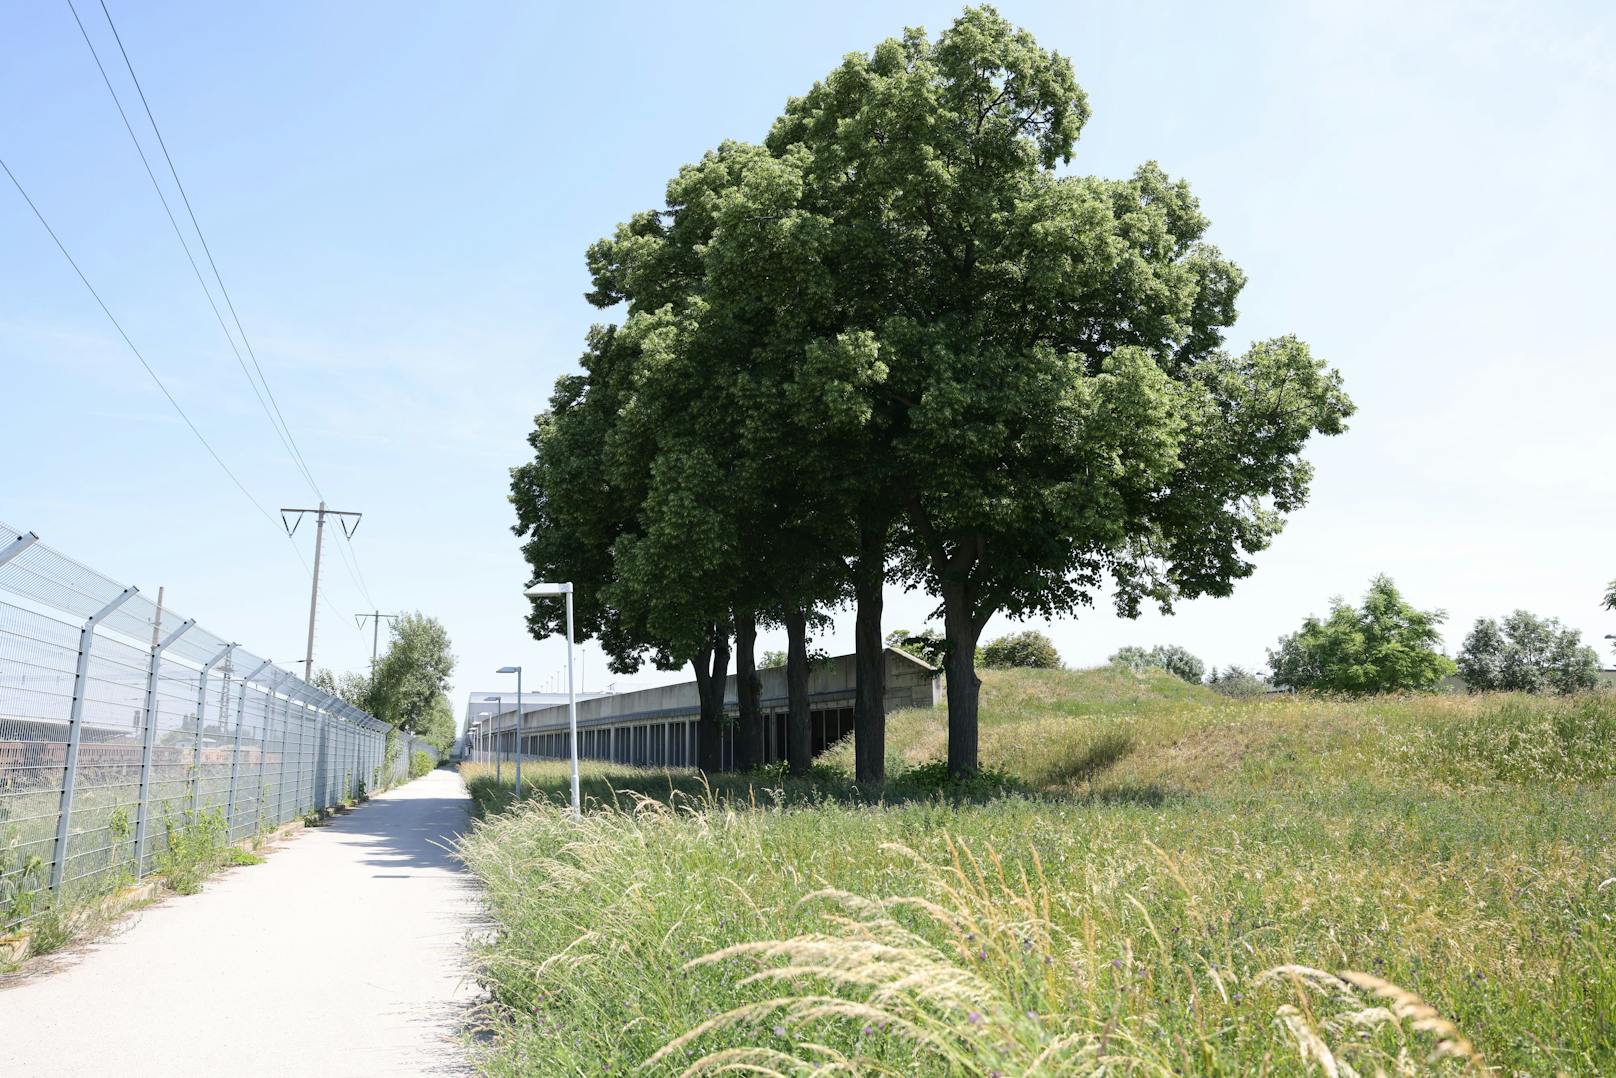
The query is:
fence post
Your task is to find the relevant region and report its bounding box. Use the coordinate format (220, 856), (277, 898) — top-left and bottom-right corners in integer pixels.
(276, 683), (291, 822)
(50, 586), (137, 893)
(192, 643), (234, 817)
(228, 660), (272, 840)
(256, 672), (280, 831)
(134, 618), (196, 879)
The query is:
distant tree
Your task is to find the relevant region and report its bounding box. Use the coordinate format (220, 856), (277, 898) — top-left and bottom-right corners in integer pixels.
(1109, 644), (1204, 683)
(1268, 576), (1455, 694)
(421, 694), (458, 754)
(978, 631), (1061, 669)
(759, 649), (787, 670)
(1206, 665), (1270, 698)
(1109, 646), (1151, 671)
(1604, 580), (1616, 657)
(311, 668), (372, 711)
(887, 628), (948, 668)
(1456, 611), (1599, 694)
(369, 613), (456, 736)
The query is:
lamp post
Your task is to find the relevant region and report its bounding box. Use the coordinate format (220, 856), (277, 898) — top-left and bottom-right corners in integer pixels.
(497, 665), (523, 798)
(484, 694), (503, 782)
(525, 581), (579, 816)
(476, 712), (490, 765)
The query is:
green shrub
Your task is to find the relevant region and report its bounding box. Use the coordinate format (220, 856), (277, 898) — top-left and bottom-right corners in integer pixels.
(154, 810), (229, 895)
(1205, 664), (1270, 697)
(1111, 643), (1204, 683)
(409, 750), (436, 779)
(978, 629), (1061, 669)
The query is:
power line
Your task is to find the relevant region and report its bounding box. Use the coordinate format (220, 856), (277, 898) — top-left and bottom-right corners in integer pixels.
(63, 0), (321, 502)
(90, 0), (326, 503)
(2, 155), (280, 530)
(3, 154), (338, 636)
(77, 0), (386, 633)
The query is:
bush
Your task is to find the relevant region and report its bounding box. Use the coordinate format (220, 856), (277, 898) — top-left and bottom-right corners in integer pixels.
(1110, 644), (1204, 683)
(1268, 575), (1454, 694)
(1456, 610), (1600, 694)
(409, 750), (436, 779)
(978, 630), (1060, 669)
(1205, 664), (1270, 697)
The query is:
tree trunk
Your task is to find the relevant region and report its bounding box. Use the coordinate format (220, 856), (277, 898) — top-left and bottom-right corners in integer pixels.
(851, 520), (886, 784)
(734, 609), (763, 771)
(783, 606), (811, 777)
(693, 627), (731, 773)
(941, 578), (982, 778)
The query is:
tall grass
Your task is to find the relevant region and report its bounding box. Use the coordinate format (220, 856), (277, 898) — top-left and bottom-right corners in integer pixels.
(458, 672), (1616, 1075)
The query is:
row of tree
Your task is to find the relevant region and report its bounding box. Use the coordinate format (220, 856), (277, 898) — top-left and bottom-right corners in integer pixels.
(1104, 575), (1606, 697)
(314, 611), (458, 754)
(1269, 575), (1605, 695)
(511, 6), (1352, 779)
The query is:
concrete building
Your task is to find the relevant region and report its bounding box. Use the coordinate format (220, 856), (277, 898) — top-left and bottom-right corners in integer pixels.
(467, 646), (939, 769)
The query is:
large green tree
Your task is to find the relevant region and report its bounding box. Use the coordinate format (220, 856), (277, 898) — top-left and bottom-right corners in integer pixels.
(1268, 576), (1454, 694)
(515, 143), (848, 774)
(764, 7), (1353, 774)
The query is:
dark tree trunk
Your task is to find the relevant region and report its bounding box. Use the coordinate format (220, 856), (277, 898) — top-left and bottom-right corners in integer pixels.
(940, 577), (983, 778)
(734, 609), (763, 771)
(692, 627), (731, 774)
(851, 520), (886, 784)
(783, 606), (811, 777)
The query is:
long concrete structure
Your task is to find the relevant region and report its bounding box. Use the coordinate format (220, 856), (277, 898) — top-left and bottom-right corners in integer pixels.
(468, 646), (939, 769)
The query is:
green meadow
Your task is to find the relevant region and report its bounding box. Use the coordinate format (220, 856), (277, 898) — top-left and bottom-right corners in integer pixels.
(457, 668), (1616, 1076)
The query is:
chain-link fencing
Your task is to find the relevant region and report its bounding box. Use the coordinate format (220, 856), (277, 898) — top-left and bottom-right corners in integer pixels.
(0, 521), (426, 935)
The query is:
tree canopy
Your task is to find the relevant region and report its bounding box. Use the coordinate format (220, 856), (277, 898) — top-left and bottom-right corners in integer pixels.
(1456, 611), (1599, 694)
(1268, 576), (1454, 695)
(368, 613), (456, 737)
(512, 6), (1351, 778)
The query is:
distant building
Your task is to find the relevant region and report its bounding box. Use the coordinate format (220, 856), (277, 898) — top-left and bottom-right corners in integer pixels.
(466, 647), (939, 769)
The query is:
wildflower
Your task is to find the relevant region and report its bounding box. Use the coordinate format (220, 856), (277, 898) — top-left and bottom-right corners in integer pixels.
(968, 1011), (983, 1025)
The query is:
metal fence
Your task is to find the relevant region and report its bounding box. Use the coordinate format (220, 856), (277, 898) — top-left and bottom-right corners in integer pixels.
(0, 521), (425, 935)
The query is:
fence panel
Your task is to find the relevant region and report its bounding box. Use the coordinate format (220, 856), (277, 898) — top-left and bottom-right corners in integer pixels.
(0, 521), (398, 935)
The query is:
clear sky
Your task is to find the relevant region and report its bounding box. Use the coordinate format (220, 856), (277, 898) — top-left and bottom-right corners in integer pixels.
(3, 1), (1613, 726)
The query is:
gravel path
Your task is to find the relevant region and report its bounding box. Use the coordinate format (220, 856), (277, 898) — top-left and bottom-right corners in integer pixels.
(0, 768), (478, 1077)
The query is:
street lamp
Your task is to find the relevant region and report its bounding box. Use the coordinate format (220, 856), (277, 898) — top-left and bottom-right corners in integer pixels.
(525, 581), (579, 816)
(497, 665), (524, 798)
(483, 694), (503, 782)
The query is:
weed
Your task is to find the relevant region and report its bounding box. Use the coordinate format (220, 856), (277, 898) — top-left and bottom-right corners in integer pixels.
(153, 810), (228, 895)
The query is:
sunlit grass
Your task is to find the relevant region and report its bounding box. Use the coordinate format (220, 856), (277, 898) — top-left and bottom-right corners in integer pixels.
(457, 670), (1616, 1075)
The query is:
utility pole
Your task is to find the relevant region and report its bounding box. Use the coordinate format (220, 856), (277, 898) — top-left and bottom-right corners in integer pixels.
(281, 502), (362, 682)
(355, 611), (398, 669)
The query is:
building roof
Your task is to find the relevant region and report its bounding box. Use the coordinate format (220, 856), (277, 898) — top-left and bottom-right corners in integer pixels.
(462, 689), (613, 730)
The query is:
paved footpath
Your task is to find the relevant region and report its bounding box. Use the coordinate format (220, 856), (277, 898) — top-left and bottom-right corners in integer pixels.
(0, 768), (478, 1077)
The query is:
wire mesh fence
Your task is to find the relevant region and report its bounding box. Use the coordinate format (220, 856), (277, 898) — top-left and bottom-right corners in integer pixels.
(0, 521), (434, 935)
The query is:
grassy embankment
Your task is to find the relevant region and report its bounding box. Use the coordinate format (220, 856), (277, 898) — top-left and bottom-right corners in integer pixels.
(458, 667), (1616, 1076)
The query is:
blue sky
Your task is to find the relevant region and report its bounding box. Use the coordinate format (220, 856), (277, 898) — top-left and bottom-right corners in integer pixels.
(3, 1), (1613, 722)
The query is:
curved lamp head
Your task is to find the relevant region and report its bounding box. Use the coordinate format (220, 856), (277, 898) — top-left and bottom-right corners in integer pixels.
(525, 582), (572, 597)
